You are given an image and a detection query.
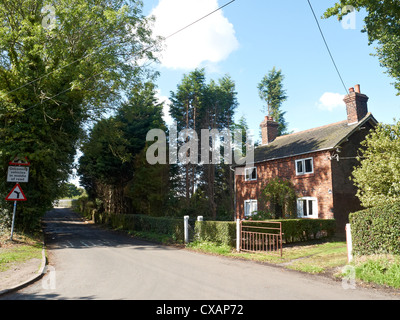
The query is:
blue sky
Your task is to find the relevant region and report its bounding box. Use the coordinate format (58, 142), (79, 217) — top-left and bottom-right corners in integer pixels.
(143, 0), (400, 138)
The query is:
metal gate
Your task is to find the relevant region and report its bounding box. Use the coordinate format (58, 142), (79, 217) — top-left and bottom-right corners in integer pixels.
(240, 221), (283, 256)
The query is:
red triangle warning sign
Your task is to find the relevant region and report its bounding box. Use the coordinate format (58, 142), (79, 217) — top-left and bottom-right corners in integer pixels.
(6, 183), (27, 201)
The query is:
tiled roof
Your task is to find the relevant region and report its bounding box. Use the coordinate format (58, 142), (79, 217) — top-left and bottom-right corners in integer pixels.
(252, 113), (376, 164)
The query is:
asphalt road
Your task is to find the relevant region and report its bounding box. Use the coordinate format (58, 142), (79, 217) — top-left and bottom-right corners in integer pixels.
(1, 208), (398, 300)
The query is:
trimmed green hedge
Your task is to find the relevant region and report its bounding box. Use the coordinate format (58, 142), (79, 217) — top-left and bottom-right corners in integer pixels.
(195, 221), (236, 247)
(243, 219), (336, 243)
(195, 219), (336, 248)
(85, 209), (335, 248)
(281, 219), (335, 243)
(95, 213), (185, 243)
(349, 203), (400, 256)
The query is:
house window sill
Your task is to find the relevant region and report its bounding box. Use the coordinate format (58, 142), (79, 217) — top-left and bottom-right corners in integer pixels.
(295, 173), (315, 179)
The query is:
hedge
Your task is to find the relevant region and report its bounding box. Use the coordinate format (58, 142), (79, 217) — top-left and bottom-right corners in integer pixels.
(243, 219), (336, 244)
(81, 207), (335, 247)
(73, 197), (96, 220)
(95, 213), (185, 243)
(349, 202), (400, 256)
(194, 219), (335, 248)
(195, 221), (236, 247)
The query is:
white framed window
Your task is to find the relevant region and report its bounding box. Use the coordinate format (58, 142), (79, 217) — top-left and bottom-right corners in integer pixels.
(295, 158), (313, 175)
(297, 197), (318, 218)
(245, 167), (257, 181)
(244, 200), (258, 217)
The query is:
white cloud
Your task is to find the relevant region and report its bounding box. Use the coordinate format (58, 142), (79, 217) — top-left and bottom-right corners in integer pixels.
(317, 92), (346, 111)
(150, 0), (239, 69)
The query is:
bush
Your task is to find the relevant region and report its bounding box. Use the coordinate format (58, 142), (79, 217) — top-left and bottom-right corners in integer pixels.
(195, 221), (236, 247)
(349, 202), (400, 256)
(74, 197), (96, 220)
(260, 177), (298, 219)
(0, 205), (11, 236)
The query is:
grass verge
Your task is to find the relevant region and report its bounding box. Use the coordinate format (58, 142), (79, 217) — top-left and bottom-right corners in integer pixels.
(187, 240), (348, 273)
(351, 255), (400, 289)
(0, 232), (43, 272)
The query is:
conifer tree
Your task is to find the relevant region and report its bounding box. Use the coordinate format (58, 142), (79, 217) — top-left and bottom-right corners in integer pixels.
(258, 67), (288, 136)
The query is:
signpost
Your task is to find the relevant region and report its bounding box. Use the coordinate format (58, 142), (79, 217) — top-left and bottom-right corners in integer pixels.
(6, 183), (27, 201)
(7, 166), (29, 183)
(5, 184), (27, 241)
(5, 157), (30, 241)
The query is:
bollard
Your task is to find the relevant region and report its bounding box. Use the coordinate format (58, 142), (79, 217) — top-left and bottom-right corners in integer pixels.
(236, 219), (240, 252)
(184, 216), (189, 244)
(346, 223), (353, 263)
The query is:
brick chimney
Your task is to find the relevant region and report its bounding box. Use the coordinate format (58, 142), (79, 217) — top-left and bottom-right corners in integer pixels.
(343, 84), (369, 125)
(260, 116), (279, 145)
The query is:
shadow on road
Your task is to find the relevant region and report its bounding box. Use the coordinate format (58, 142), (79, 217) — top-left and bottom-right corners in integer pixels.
(1, 291), (97, 300)
(43, 208), (179, 252)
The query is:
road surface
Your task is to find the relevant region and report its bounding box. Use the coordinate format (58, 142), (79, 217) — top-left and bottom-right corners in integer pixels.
(1, 208), (398, 300)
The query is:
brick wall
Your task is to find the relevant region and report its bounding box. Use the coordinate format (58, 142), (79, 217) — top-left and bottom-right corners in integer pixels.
(235, 150), (334, 220)
(331, 120), (375, 232)
(344, 89), (369, 125)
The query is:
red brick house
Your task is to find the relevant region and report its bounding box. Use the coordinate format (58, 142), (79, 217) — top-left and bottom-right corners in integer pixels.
(235, 85), (377, 232)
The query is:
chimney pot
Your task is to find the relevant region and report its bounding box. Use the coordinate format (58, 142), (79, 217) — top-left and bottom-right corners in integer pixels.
(260, 116), (279, 145)
(343, 84), (368, 125)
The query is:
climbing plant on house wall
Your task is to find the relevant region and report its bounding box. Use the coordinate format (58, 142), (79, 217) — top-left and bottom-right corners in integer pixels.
(260, 177), (298, 219)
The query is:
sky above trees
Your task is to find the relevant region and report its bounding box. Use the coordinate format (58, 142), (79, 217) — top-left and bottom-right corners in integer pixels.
(143, 0), (400, 138)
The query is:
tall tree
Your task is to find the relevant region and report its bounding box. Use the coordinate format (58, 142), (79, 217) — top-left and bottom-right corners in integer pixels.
(324, 1), (400, 94)
(257, 67), (288, 136)
(170, 69), (206, 202)
(169, 69), (238, 219)
(0, 0), (159, 230)
(117, 82), (169, 216)
(78, 82), (169, 216)
(200, 75), (238, 219)
(352, 121), (400, 208)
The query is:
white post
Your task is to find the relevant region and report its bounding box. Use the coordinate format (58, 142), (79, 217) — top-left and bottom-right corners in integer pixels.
(195, 216), (203, 242)
(184, 216), (189, 244)
(346, 223), (353, 263)
(10, 201), (17, 241)
(236, 219), (241, 252)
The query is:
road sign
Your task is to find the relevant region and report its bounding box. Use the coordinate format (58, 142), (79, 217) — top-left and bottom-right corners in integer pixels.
(6, 183), (27, 201)
(9, 156), (30, 166)
(7, 166), (29, 183)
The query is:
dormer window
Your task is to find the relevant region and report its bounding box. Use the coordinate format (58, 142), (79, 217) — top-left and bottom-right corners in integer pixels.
(245, 167), (257, 181)
(295, 158), (313, 175)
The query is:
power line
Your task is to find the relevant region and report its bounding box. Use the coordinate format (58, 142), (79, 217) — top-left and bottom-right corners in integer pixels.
(3, 0), (237, 102)
(307, 0), (348, 94)
(16, 72), (102, 114)
(4, 52), (96, 97)
(165, 0), (236, 40)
